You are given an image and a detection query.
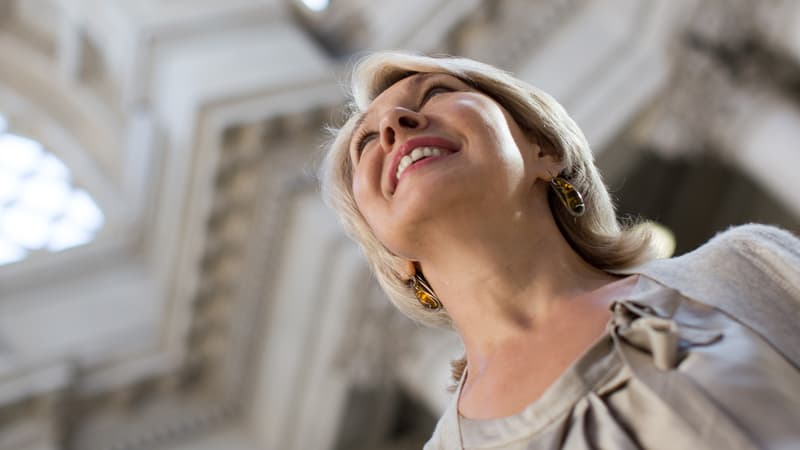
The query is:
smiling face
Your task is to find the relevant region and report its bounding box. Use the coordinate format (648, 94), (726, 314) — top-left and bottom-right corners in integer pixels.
(321, 53), (642, 328)
(348, 72), (550, 259)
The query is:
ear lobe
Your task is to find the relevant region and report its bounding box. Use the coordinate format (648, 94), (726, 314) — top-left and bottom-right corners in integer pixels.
(529, 130), (562, 160)
(533, 149), (566, 182)
(518, 129), (563, 180)
(403, 260), (416, 279)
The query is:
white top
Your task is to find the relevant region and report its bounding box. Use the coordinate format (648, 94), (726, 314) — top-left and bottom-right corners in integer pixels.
(424, 224), (800, 450)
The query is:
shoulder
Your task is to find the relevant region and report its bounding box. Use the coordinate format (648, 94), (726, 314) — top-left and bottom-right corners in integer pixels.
(687, 223), (798, 264)
(705, 223), (800, 265)
(699, 224), (797, 295)
(712, 224), (800, 293)
(629, 223), (800, 367)
(632, 224), (799, 291)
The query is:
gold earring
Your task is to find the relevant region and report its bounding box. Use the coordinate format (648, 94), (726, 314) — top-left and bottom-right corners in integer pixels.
(409, 272), (442, 310)
(550, 175), (585, 217)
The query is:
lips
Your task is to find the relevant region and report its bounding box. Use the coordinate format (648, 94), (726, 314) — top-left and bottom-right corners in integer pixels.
(389, 136), (459, 193)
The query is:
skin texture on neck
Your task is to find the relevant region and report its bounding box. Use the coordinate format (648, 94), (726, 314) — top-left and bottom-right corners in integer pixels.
(414, 182), (630, 416)
(417, 202), (635, 419)
(424, 209), (615, 351)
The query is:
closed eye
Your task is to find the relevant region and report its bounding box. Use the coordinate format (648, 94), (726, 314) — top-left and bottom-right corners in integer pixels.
(420, 84), (454, 106)
(354, 128), (378, 155)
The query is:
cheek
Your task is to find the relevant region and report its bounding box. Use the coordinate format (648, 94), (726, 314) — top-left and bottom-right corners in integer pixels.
(453, 96), (505, 130)
(499, 107), (538, 154)
(452, 98), (525, 154)
(351, 166), (384, 230)
(351, 174), (372, 219)
(351, 168), (409, 256)
(351, 155), (379, 200)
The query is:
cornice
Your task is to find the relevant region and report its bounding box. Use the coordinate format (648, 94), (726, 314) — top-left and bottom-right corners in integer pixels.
(447, 0), (592, 69)
(60, 110), (345, 450)
(609, 0), (800, 221)
(642, 0), (800, 156)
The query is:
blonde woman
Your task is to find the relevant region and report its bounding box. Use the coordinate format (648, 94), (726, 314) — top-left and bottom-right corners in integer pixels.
(320, 52), (800, 450)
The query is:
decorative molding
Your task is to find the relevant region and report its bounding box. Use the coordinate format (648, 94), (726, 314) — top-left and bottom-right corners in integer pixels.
(446, 0), (693, 152)
(50, 118), (315, 449)
(616, 0), (800, 219)
(448, 0), (592, 69)
(0, 4), (342, 448)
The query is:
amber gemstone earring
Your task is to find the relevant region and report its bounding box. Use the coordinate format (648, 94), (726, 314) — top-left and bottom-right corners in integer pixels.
(550, 175), (585, 217)
(409, 272), (442, 310)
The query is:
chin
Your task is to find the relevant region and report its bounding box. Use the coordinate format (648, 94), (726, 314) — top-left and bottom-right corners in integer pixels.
(374, 211), (438, 260)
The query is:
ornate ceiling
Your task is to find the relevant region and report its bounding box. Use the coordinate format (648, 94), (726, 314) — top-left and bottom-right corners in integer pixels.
(0, 0), (797, 449)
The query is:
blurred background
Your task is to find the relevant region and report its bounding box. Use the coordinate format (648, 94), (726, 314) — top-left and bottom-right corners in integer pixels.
(0, 0), (798, 449)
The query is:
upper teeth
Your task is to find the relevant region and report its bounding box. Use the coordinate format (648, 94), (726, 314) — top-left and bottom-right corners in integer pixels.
(396, 147), (444, 180)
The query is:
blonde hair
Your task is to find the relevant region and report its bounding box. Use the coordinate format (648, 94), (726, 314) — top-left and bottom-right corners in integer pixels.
(320, 51), (656, 360)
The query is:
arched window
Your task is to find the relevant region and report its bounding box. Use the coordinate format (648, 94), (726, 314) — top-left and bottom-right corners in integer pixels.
(0, 112), (104, 266)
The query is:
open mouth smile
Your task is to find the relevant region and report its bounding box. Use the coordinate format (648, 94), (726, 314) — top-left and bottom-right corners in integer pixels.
(396, 146), (445, 180)
(390, 137), (459, 192)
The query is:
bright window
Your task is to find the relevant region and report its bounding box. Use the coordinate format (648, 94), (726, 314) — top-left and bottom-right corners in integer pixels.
(0, 112), (104, 266)
(300, 0), (330, 12)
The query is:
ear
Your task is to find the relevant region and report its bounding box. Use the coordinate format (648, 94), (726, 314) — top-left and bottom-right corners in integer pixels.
(516, 127), (562, 176)
(403, 260), (416, 279)
(528, 141), (565, 182)
(539, 154), (565, 181)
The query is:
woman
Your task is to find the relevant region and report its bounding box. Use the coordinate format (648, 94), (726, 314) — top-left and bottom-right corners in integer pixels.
(320, 51), (800, 450)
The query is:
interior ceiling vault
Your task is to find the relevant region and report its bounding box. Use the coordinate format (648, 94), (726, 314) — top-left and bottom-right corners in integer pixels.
(0, 1), (798, 449)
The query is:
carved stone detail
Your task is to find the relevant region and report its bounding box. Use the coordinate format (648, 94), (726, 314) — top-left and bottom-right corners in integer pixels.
(641, 0), (800, 159)
(447, 0), (591, 68)
(60, 109), (332, 449)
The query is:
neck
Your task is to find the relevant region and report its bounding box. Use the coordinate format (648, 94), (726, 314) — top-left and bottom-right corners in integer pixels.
(416, 203), (618, 370)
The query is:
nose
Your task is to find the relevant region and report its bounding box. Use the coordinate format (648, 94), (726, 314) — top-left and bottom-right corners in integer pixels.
(379, 107), (427, 151)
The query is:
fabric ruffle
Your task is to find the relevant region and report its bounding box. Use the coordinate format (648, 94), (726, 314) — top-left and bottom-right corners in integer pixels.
(427, 276), (800, 450)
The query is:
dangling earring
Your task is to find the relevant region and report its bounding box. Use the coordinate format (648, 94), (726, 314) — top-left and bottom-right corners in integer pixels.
(408, 271), (442, 311)
(550, 174), (586, 217)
